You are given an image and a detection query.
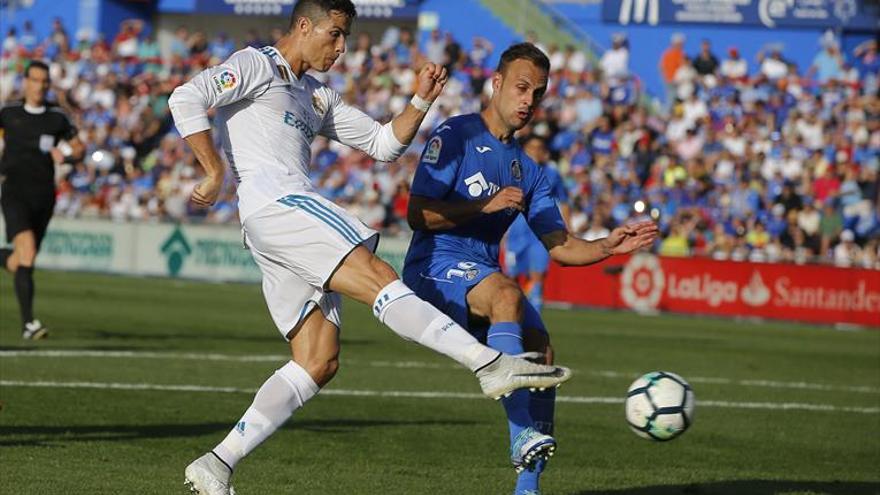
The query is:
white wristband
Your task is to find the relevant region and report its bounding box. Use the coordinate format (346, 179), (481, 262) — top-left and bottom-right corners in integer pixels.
(57, 141), (73, 158)
(410, 94), (432, 113)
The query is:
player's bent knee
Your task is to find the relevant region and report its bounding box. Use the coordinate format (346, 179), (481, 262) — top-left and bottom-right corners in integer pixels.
(303, 356), (339, 387)
(18, 251), (36, 267)
(491, 284), (524, 321)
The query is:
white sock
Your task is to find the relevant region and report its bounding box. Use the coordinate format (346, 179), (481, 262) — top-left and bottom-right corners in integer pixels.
(213, 361), (319, 469)
(373, 280), (499, 371)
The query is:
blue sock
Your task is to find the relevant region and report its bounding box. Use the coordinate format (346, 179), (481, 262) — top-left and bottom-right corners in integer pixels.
(528, 281), (543, 313)
(515, 465), (540, 494)
(486, 322), (533, 447)
(530, 388), (556, 437)
(514, 388), (556, 493)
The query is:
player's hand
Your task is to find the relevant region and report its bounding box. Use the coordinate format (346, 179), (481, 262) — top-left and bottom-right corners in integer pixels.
(482, 186), (524, 214)
(49, 147), (65, 165)
(416, 62), (448, 102)
(602, 221), (659, 255)
(191, 174), (223, 208)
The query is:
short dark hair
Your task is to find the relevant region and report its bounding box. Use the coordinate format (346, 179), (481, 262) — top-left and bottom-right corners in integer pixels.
(25, 60), (50, 78)
(521, 134), (546, 148)
(496, 43), (550, 75)
(289, 0), (357, 29)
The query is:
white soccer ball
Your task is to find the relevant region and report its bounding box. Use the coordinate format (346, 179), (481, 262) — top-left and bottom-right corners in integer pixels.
(625, 371), (695, 441)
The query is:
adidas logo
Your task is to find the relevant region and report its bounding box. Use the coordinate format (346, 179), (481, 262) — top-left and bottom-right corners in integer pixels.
(236, 421), (246, 435)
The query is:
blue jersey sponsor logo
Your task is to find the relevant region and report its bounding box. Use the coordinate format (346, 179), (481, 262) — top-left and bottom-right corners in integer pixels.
(283, 111), (315, 140)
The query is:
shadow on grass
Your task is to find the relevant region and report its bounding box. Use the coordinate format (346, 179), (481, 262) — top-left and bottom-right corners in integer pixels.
(573, 480), (880, 495)
(0, 418), (479, 447)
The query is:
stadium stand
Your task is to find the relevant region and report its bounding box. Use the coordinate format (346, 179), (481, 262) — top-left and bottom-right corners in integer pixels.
(0, 13), (877, 268)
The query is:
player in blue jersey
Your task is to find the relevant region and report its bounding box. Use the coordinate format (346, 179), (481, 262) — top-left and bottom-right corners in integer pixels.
(503, 135), (569, 313)
(403, 43), (658, 495)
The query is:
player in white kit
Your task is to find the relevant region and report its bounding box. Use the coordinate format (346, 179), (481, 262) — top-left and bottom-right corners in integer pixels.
(168, 1), (572, 493)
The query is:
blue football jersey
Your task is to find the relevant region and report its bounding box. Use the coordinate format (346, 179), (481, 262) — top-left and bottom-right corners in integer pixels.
(505, 164), (568, 253)
(404, 114), (566, 269)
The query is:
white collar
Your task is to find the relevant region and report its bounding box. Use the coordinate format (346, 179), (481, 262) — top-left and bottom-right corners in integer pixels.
(23, 103), (46, 114)
(260, 46), (300, 87)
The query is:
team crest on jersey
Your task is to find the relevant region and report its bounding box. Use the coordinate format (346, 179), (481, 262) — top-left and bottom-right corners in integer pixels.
(211, 69), (238, 94)
(511, 159), (522, 181)
(458, 261), (479, 280)
(423, 136), (442, 164)
(311, 93), (326, 117)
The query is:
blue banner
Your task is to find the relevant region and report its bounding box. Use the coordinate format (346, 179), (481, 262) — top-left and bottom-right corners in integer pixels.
(188, 0), (421, 18)
(601, 0), (879, 30)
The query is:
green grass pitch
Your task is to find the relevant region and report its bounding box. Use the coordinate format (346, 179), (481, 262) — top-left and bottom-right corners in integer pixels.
(1, 270), (878, 494)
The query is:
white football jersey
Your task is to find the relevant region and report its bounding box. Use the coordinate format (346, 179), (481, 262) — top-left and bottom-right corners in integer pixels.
(169, 46), (406, 221)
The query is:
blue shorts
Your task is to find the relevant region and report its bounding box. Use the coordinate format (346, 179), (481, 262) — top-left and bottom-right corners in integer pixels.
(504, 239), (550, 277)
(402, 257), (547, 342)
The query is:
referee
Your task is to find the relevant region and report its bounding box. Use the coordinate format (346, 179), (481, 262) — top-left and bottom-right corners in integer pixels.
(0, 60), (83, 339)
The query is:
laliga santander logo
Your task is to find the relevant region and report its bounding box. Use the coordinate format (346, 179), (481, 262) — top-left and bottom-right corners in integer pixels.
(740, 270), (771, 307)
(212, 69), (238, 94)
(621, 254), (664, 311)
(217, 70), (237, 90)
(621, 255), (773, 311)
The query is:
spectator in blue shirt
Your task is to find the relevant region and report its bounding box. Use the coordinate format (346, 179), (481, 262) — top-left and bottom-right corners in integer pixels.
(810, 41), (844, 84)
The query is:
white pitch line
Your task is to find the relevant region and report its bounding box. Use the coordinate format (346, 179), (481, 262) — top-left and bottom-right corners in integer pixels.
(589, 370), (880, 394)
(0, 349), (283, 362)
(0, 380), (878, 415)
(2, 349), (879, 395)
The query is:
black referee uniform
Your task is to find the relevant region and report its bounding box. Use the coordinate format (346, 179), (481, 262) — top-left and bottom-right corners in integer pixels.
(1, 100), (77, 338)
(0, 101), (77, 248)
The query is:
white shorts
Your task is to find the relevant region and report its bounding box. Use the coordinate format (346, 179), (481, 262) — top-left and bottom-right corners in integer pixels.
(243, 192), (379, 339)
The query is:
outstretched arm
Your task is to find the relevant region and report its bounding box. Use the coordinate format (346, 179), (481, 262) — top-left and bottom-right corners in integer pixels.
(543, 221), (659, 266)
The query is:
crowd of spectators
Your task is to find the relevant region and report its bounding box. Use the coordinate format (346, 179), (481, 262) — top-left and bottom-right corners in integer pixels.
(0, 18), (877, 268)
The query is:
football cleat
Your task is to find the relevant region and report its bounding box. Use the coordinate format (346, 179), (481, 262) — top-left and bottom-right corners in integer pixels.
(22, 320), (48, 340)
(475, 353), (571, 400)
(513, 352), (546, 363)
(511, 427), (556, 473)
(184, 452), (236, 495)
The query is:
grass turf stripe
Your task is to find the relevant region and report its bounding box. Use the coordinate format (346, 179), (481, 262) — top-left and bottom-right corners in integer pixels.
(1, 379), (877, 414)
(2, 349), (877, 395)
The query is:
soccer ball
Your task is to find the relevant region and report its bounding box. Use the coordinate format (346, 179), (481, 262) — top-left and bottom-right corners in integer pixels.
(625, 371), (695, 441)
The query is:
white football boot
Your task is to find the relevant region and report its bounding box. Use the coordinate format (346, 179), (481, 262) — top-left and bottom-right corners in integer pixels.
(184, 453), (236, 495)
(476, 353), (571, 400)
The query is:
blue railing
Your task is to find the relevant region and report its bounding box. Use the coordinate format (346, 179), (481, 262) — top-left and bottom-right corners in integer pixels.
(533, 0), (606, 61)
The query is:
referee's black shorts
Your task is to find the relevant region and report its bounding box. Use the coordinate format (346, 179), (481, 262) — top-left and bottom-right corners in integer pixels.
(1, 190), (55, 248)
